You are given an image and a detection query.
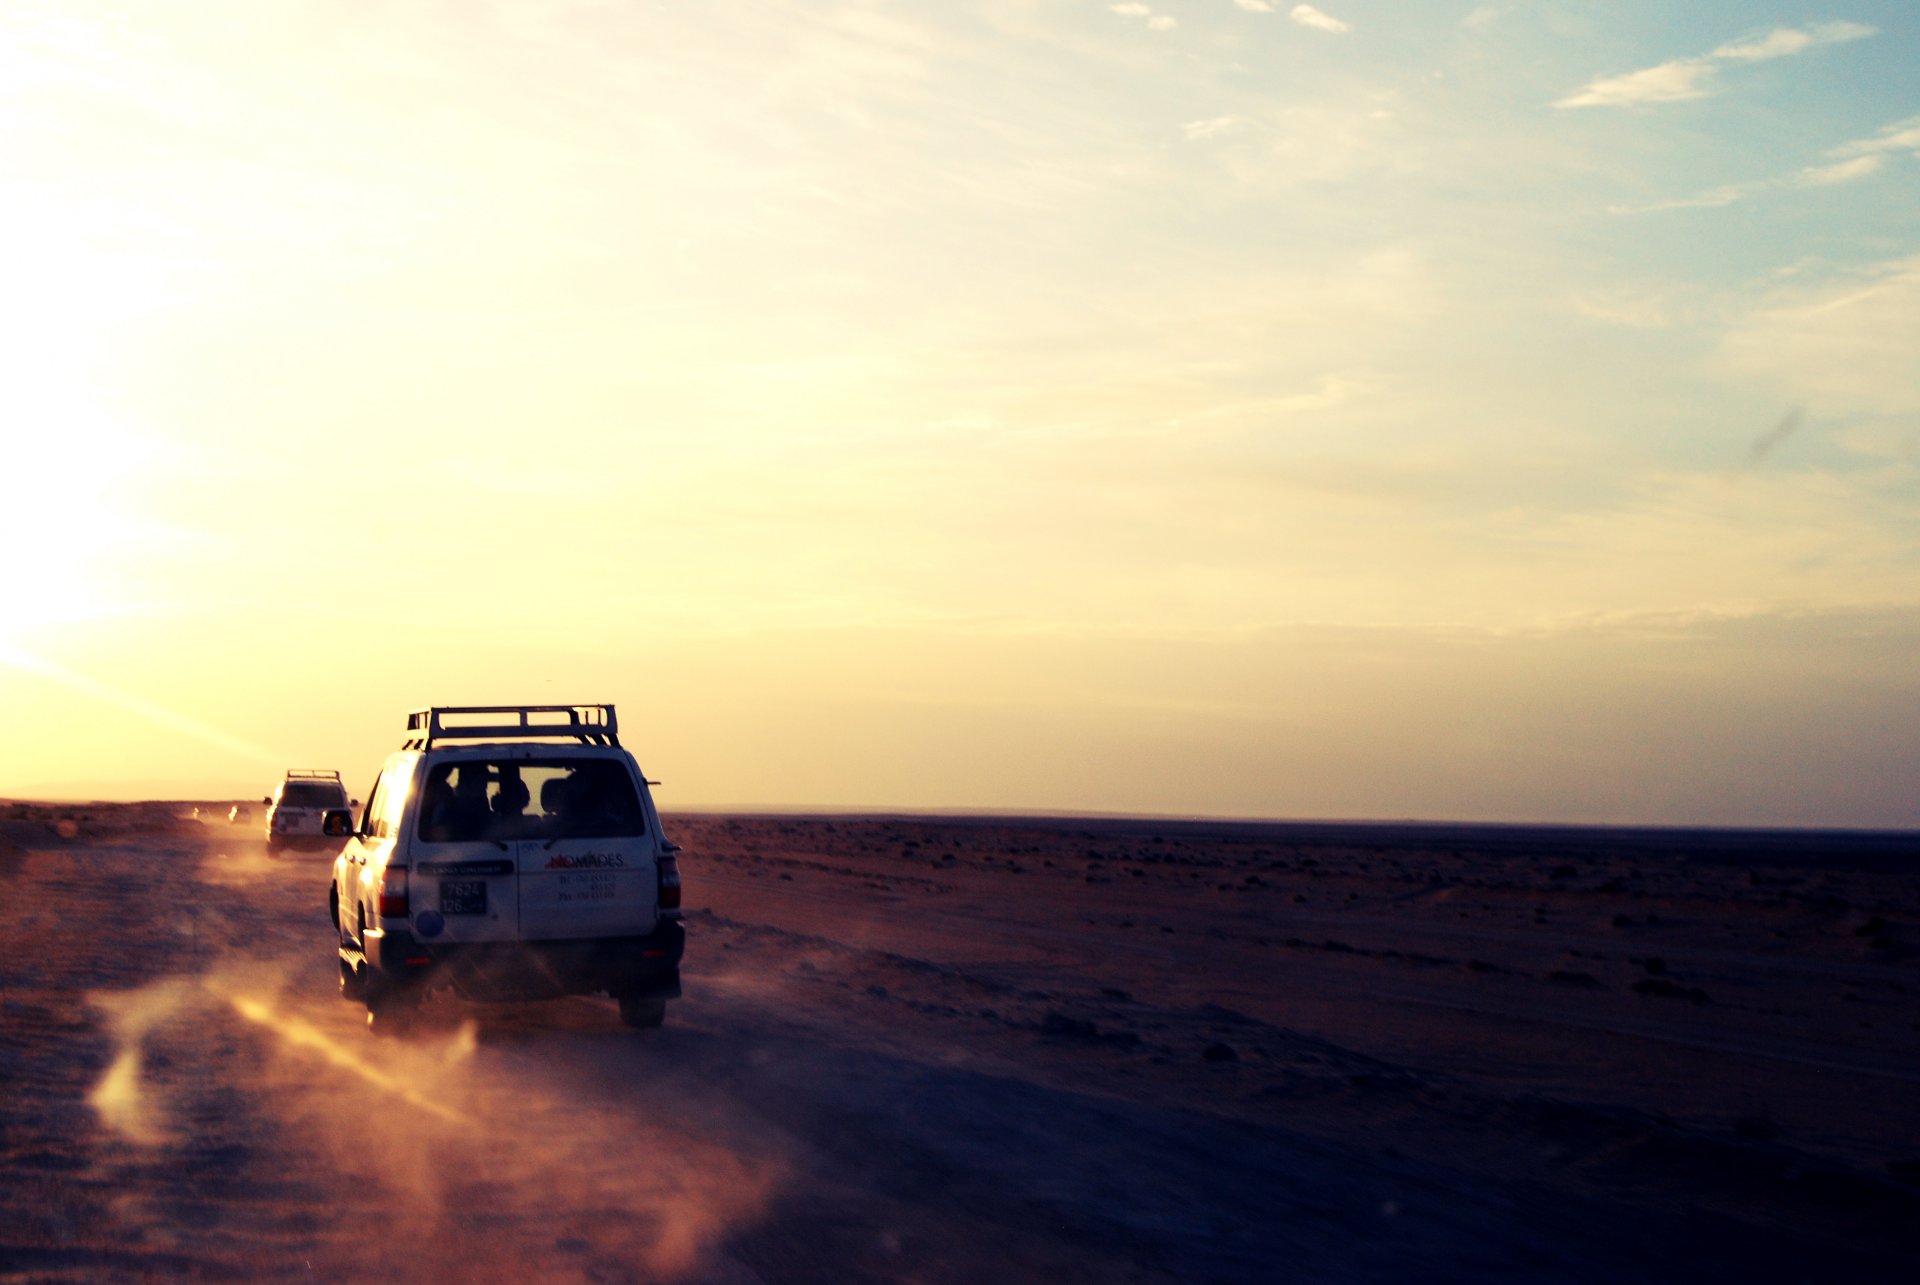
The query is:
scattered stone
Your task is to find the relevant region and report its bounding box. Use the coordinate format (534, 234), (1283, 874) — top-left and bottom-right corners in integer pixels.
(1042, 1012), (1100, 1039)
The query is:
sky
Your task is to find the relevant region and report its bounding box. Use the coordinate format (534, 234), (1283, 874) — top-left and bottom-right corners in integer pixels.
(2, 0), (1917, 826)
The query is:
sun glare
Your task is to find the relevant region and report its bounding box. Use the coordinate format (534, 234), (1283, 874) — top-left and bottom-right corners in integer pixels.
(0, 267), (169, 651)
(2, 93), (209, 650)
(0, 420), (139, 649)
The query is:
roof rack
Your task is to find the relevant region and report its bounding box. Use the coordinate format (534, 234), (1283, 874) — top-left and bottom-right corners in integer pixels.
(283, 768), (343, 781)
(402, 705), (621, 751)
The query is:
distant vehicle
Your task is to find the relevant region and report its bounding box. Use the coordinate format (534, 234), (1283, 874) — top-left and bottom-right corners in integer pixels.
(265, 770), (350, 851)
(328, 705), (683, 1034)
(228, 803), (252, 825)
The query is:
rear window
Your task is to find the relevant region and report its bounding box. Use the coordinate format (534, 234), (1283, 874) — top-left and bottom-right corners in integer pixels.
(278, 782), (346, 809)
(416, 758), (645, 844)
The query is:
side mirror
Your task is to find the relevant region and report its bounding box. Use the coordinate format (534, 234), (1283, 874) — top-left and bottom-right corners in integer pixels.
(322, 809), (355, 838)
(350, 799), (361, 809)
(262, 796), (272, 806)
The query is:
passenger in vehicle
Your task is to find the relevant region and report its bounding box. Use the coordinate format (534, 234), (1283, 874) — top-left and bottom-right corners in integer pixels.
(418, 773), (455, 842)
(565, 764), (642, 836)
(539, 777), (569, 835)
(428, 765), (493, 842)
(491, 767), (531, 836)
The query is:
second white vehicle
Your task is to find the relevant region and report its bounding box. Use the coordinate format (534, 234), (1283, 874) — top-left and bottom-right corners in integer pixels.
(264, 770), (350, 851)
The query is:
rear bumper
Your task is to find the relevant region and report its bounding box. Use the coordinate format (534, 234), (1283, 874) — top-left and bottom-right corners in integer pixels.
(269, 810), (331, 837)
(359, 920), (685, 1001)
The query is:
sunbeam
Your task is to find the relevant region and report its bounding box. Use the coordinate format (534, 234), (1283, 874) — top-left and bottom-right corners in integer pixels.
(227, 996), (475, 1126)
(2, 647), (283, 767)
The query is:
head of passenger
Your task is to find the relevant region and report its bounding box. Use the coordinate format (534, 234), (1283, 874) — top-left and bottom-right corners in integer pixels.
(493, 769), (529, 818)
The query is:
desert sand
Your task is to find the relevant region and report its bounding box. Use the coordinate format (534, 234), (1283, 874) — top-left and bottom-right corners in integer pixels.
(2, 801), (1916, 1282)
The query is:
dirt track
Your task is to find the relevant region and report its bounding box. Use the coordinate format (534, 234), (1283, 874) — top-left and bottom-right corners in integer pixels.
(3, 804), (1918, 1282)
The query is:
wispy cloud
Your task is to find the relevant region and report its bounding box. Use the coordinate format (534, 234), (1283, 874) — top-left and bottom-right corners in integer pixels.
(1558, 21), (1876, 109)
(1712, 21), (1875, 61)
(1559, 59), (1715, 108)
(1167, 376), (1362, 433)
(1798, 155), (1884, 186)
(1793, 115), (1920, 186)
(1111, 3), (1177, 30)
(1568, 287), (1682, 330)
(1236, 0), (1352, 30)
(1614, 113), (1920, 211)
(1722, 254), (1920, 418)
(1289, 5), (1350, 33)
(1177, 97), (1402, 184)
(1183, 115), (1245, 141)
(1606, 184), (1752, 215)
(1828, 115), (1920, 162)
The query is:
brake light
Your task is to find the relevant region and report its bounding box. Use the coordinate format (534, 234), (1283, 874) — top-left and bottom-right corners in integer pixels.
(378, 868), (410, 918)
(657, 855), (681, 910)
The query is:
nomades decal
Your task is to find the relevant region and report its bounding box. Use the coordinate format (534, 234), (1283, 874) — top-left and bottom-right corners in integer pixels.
(544, 852), (627, 870)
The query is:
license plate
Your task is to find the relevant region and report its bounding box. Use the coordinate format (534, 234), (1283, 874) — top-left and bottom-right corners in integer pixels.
(440, 880), (487, 915)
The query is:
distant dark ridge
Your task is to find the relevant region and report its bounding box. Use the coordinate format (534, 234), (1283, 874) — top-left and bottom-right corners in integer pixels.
(664, 811), (1920, 872)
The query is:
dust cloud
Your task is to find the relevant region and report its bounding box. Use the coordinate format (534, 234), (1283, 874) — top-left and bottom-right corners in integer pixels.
(83, 951), (786, 1281)
(196, 845), (287, 889)
(87, 977), (202, 1146)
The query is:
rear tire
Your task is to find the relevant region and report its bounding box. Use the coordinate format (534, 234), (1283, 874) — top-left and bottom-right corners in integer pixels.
(618, 995), (667, 1029)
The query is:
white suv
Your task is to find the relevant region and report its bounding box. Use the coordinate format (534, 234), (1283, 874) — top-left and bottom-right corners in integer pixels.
(326, 705), (684, 1033)
(264, 770), (350, 851)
